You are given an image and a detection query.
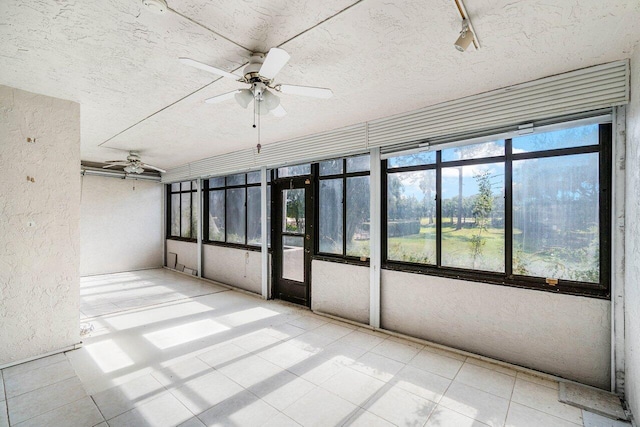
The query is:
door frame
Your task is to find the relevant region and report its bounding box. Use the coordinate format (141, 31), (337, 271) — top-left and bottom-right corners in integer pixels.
(271, 175), (314, 307)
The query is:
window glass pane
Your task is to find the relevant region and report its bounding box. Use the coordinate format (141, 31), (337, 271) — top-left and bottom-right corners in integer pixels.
(247, 187), (261, 245)
(208, 190), (225, 241)
(191, 192), (198, 239)
(278, 164), (310, 177)
(442, 140), (505, 162)
(387, 170), (436, 264)
(171, 183), (180, 192)
(320, 159), (343, 176)
(209, 177), (224, 188)
(319, 179), (343, 254)
(387, 151), (436, 168)
(283, 188), (305, 233)
(513, 124), (599, 154)
(171, 194), (180, 236)
(346, 176), (370, 257)
(346, 154), (370, 173)
(227, 173), (246, 186)
(180, 181), (191, 191)
(513, 153), (599, 282)
(226, 188), (246, 244)
(282, 236), (304, 282)
(180, 192), (192, 238)
(247, 171), (261, 184)
(441, 163), (505, 272)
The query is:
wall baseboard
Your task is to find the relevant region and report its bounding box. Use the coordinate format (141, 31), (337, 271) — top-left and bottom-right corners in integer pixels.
(0, 342), (83, 370)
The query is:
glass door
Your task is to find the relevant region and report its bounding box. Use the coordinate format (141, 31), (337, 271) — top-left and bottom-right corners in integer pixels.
(272, 177), (313, 306)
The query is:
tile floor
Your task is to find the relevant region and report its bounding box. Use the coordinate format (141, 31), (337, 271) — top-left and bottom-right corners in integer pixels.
(0, 269), (627, 427)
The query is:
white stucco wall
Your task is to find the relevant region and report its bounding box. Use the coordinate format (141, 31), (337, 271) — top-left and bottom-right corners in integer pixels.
(165, 239), (198, 272)
(311, 260), (370, 324)
(0, 85), (80, 365)
(203, 245), (263, 295)
(381, 270), (611, 389)
(80, 175), (162, 276)
(624, 45), (640, 418)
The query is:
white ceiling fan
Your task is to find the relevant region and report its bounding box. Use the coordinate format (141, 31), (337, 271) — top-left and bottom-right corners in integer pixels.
(179, 48), (333, 117)
(102, 151), (166, 174)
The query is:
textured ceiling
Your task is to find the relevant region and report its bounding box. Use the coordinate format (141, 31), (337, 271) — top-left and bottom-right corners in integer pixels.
(1, 0), (639, 169)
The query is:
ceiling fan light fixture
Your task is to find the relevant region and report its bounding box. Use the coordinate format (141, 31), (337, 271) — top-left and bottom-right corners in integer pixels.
(235, 89), (253, 109)
(124, 165), (136, 174)
(262, 89), (280, 111)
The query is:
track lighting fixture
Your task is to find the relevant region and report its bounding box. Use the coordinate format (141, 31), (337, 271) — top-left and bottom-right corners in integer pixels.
(455, 19), (475, 52)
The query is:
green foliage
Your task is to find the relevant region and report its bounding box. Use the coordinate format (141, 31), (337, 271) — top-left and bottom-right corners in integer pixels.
(470, 171), (494, 268)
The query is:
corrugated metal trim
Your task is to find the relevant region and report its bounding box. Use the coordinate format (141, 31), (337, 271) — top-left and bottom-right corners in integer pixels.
(162, 60), (629, 183)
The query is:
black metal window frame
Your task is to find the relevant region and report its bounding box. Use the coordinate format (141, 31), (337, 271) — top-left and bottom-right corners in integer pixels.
(382, 123), (612, 298)
(314, 157), (371, 265)
(203, 171), (271, 251)
(166, 180), (197, 242)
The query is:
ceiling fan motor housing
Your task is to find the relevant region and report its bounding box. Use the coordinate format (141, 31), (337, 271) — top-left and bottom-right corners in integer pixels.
(243, 53), (265, 81)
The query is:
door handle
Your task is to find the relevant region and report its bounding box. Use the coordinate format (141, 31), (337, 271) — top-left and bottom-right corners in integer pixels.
(305, 249), (310, 254)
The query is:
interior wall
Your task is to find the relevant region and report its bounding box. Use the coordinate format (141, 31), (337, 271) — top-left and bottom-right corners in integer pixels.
(80, 175), (162, 276)
(624, 45), (640, 418)
(0, 85), (80, 365)
(165, 239), (198, 272)
(381, 270), (611, 389)
(203, 245), (263, 294)
(311, 260), (369, 324)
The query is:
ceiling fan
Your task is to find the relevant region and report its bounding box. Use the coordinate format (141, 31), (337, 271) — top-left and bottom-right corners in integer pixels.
(102, 151), (166, 174)
(179, 47), (333, 117)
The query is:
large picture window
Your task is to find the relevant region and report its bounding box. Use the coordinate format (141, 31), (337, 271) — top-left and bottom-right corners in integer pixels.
(203, 171), (270, 248)
(383, 122), (611, 296)
(167, 181), (197, 240)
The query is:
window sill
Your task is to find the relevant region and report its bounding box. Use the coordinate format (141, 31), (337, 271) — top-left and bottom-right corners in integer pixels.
(313, 254), (370, 267)
(203, 241), (272, 253)
(166, 236), (197, 243)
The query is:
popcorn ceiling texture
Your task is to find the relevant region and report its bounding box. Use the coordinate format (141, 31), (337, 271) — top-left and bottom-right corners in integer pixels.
(0, 85), (80, 364)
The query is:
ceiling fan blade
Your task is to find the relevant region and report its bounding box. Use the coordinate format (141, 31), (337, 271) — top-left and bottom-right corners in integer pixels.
(104, 160), (128, 164)
(141, 164), (167, 173)
(259, 48), (290, 79)
(204, 90), (242, 104)
(278, 84), (333, 99)
(179, 58), (241, 81)
(102, 163), (128, 169)
(271, 104), (287, 117)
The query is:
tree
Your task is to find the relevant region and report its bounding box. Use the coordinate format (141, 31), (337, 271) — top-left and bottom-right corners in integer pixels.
(470, 171), (493, 268)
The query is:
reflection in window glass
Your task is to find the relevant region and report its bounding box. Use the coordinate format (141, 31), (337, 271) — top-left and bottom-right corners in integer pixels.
(319, 159), (343, 176)
(513, 153), (599, 282)
(171, 194), (180, 236)
(387, 170), (436, 264)
(346, 176), (370, 257)
(180, 193), (192, 238)
(181, 181), (192, 191)
(247, 187), (261, 245)
(227, 173), (245, 186)
(226, 188), (246, 244)
(319, 179), (343, 254)
(278, 164), (310, 177)
(441, 140), (505, 162)
(191, 192), (198, 239)
(171, 183), (180, 192)
(388, 151), (435, 168)
(346, 155), (370, 173)
(283, 189), (305, 233)
(512, 125), (598, 154)
(441, 163), (505, 272)
(282, 235), (304, 282)
(208, 190), (225, 241)
(247, 171), (261, 184)
(209, 177), (224, 188)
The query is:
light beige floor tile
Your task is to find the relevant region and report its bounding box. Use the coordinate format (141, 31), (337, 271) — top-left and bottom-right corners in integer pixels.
(7, 376), (87, 424)
(284, 387), (358, 427)
(337, 330), (385, 351)
(13, 396), (103, 427)
(217, 354), (282, 389)
(424, 345), (468, 362)
(343, 408), (395, 427)
(288, 315), (328, 330)
(197, 343), (249, 369)
(356, 327), (389, 339)
(232, 330), (282, 353)
(263, 323), (307, 340)
(370, 338), (423, 363)
(286, 331), (336, 353)
(93, 422), (109, 427)
(4, 359), (77, 398)
(107, 392), (193, 427)
(286, 357), (348, 385)
(0, 403), (8, 427)
(256, 342), (315, 370)
(393, 364), (452, 403)
(511, 378), (582, 424)
(455, 363), (516, 399)
(409, 348), (465, 379)
(0, 370), (5, 402)
(312, 322), (354, 340)
(321, 368), (386, 406)
(262, 412), (302, 427)
(364, 384), (437, 426)
(152, 357), (213, 389)
(351, 352), (405, 382)
(439, 382), (510, 427)
(198, 390), (279, 427)
(516, 372), (559, 390)
(465, 358), (517, 377)
(91, 374), (167, 420)
(2, 353), (67, 379)
(177, 417), (206, 427)
(250, 370), (316, 411)
(506, 402), (582, 427)
(316, 341), (367, 366)
(170, 370), (244, 415)
(425, 404), (491, 427)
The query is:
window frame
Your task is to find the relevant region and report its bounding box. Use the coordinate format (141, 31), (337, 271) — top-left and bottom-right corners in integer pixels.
(166, 180), (197, 242)
(382, 123), (612, 298)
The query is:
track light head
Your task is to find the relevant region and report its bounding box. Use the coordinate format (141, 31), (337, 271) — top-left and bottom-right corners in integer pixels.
(455, 18), (475, 52)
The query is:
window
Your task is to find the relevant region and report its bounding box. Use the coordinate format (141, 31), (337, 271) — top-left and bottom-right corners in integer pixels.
(167, 181), (197, 240)
(384, 123), (611, 296)
(318, 155), (371, 260)
(203, 171), (271, 248)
